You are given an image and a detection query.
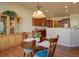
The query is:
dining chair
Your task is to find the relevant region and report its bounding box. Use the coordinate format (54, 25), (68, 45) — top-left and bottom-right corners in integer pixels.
(48, 35), (59, 57)
(34, 35), (59, 57)
(21, 32), (28, 39)
(22, 40), (36, 57)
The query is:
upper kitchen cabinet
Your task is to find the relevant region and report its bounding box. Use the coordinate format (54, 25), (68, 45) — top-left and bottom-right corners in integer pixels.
(32, 18), (46, 26)
(53, 18), (70, 28)
(32, 17), (70, 28)
(32, 18), (53, 27)
(58, 18), (70, 28)
(45, 20), (53, 27)
(53, 20), (59, 28)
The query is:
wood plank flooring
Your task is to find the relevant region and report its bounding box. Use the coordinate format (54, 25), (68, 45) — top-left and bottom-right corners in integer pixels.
(0, 45), (24, 57)
(54, 46), (79, 57)
(0, 45), (79, 57)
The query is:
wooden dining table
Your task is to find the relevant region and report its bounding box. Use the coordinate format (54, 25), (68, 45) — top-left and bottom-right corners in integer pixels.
(22, 36), (58, 57)
(23, 38), (50, 50)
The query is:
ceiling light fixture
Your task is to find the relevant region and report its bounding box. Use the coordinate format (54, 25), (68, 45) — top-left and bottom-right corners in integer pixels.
(65, 10), (69, 12)
(32, 2), (46, 18)
(65, 5), (68, 9)
(45, 10), (48, 13)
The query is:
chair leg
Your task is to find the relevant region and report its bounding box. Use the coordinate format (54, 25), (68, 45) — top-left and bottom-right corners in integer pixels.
(29, 53), (32, 57)
(31, 51), (35, 57)
(24, 52), (35, 57)
(24, 52), (26, 57)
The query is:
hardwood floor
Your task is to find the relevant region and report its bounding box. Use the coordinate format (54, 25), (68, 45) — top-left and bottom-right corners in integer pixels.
(0, 45), (24, 57)
(54, 45), (79, 57)
(0, 45), (79, 57)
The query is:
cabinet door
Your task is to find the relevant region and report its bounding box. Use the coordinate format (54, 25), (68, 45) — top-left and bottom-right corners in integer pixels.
(15, 33), (22, 45)
(32, 18), (46, 26)
(8, 35), (16, 47)
(62, 18), (70, 27)
(15, 34), (20, 45)
(0, 36), (8, 50)
(0, 37), (5, 50)
(32, 18), (41, 26)
(13, 17), (17, 33)
(53, 20), (59, 28)
(10, 17), (15, 34)
(0, 16), (8, 35)
(6, 16), (10, 35)
(46, 20), (53, 27)
(58, 20), (63, 27)
(32, 18), (35, 26)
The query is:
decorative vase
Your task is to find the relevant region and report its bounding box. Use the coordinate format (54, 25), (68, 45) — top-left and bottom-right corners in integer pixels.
(35, 38), (40, 43)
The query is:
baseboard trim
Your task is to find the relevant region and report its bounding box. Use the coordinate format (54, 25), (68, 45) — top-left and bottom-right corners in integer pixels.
(57, 44), (79, 49)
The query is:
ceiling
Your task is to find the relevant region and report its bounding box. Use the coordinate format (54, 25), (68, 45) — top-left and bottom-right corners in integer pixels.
(19, 2), (79, 17)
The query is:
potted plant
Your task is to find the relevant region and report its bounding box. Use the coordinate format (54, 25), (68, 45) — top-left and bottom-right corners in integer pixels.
(2, 10), (17, 17)
(34, 32), (41, 42)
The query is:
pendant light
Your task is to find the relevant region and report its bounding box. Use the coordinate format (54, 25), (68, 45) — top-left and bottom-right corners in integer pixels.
(32, 2), (46, 18)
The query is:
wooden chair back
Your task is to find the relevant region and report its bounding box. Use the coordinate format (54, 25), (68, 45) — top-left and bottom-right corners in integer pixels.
(21, 32), (28, 39)
(21, 40), (36, 49)
(21, 40), (36, 57)
(48, 35), (59, 57)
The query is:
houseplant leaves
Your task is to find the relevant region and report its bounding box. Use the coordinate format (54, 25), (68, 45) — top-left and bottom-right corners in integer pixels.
(2, 10), (17, 17)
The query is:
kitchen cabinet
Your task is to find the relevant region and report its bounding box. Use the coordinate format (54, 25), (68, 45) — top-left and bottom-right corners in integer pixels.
(0, 14), (20, 35)
(45, 20), (53, 27)
(0, 33), (22, 51)
(0, 35), (9, 50)
(32, 18), (46, 26)
(32, 18), (70, 28)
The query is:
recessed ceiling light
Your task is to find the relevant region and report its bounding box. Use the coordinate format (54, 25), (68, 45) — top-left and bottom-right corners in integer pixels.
(45, 10), (48, 13)
(65, 5), (68, 8)
(65, 10), (69, 12)
(73, 2), (77, 4)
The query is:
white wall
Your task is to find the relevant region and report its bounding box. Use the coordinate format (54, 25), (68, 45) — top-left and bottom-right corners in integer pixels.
(70, 13), (79, 28)
(0, 2), (33, 32)
(46, 28), (71, 47)
(71, 29), (79, 47)
(70, 13), (79, 47)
